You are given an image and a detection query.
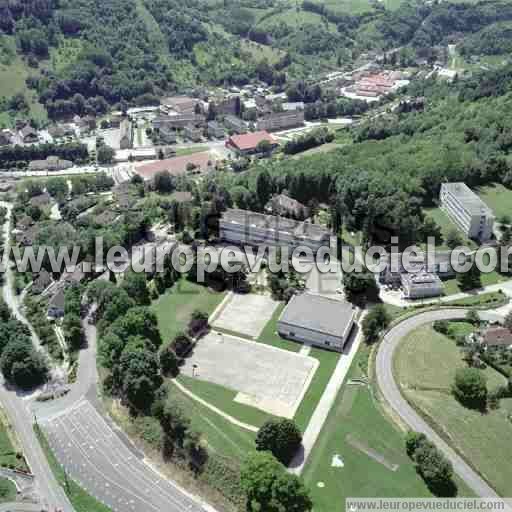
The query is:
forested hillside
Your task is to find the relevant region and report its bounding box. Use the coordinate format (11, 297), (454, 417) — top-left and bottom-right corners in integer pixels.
(2, 0), (512, 123)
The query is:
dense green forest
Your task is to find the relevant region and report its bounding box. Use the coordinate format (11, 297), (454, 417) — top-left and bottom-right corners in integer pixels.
(2, 0), (512, 122)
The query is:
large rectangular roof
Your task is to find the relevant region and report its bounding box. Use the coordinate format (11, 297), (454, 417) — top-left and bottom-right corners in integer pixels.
(279, 293), (356, 338)
(442, 182), (493, 215)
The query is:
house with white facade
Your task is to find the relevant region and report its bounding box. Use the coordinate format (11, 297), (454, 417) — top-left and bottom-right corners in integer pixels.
(440, 182), (494, 241)
(278, 293), (356, 352)
(401, 272), (444, 299)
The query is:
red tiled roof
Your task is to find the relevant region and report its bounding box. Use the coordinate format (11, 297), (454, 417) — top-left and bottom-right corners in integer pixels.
(228, 131), (277, 151)
(135, 152), (214, 180)
(483, 327), (512, 347)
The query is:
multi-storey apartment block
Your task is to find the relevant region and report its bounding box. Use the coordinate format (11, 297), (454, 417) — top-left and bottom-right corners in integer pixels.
(440, 182), (494, 241)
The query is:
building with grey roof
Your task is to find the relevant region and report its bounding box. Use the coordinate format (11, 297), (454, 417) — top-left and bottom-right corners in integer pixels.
(440, 182), (494, 241)
(219, 208), (331, 253)
(278, 293), (356, 351)
(401, 272), (444, 299)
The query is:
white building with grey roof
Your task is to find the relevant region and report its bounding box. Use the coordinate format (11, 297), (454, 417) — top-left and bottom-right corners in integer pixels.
(401, 272), (444, 299)
(278, 293), (356, 352)
(219, 208), (331, 253)
(440, 182), (494, 241)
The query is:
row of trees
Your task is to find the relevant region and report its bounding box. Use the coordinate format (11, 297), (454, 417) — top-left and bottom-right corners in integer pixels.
(0, 142), (88, 170)
(406, 432), (455, 496)
(283, 127), (334, 155)
(0, 300), (48, 389)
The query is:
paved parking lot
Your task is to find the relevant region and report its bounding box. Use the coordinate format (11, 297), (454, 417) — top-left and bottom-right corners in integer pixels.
(212, 293), (279, 338)
(42, 400), (203, 512)
(182, 332), (318, 417)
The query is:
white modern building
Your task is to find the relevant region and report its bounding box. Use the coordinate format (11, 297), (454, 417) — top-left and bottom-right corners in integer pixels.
(278, 293), (356, 352)
(401, 272), (444, 299)
(440, 182), (494, 241)
(219, 208), (331, 253)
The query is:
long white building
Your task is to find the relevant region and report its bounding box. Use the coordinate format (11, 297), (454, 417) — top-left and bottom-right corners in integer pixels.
(219, 208), (331, 253)
(440, 182), (494, 242)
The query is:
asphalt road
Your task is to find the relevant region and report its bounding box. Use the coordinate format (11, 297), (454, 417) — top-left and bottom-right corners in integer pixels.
(376, 308), (500, 498)
(35, 321), (206, 512)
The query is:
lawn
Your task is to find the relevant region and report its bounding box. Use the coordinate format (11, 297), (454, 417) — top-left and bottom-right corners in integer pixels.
(0, 410), (29, 472)
(177, 374), (276, 428)
(0, 35), (46, 126)
(35, 425), (113, 512)
(174, 146), (209, 157)
(443, 271), (508, 295)
(151, 279), (225, 342)
(477, 183), (512, 219)
(293, 348), (340, 432)
(302, 347), (474, 512)
(395, 324), (512, 496)
(240, 39), (284, 65)
(257, 303), (302, 352)
(0, 478), (15, 503)
(423, 207), (477, 250)
(170, 381), (256, 461)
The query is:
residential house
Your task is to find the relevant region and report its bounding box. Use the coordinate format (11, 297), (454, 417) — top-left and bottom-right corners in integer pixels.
(161, 96), (199, 115)
(224, 115), (247, 134)
(32, 270), (53, 294)
(158, 127), (177, 144)
(183, 124), (203, 142)
(278, 293), (356, 352)
(0, 130), (12, 146)
(207, 121), (225, 139)
(47, 289), (65, 319)
(482, 327), (512, 349)
(29, 192), (52, 208)
(379, 251), (458, 286)
(440, 182), (495, 241)
(226, 131), (278, 156)
(266, 193), (309, 220)
(20, 125), (38, 144)
(28, 156), (73, 172)
(257, 110), (305, 132)
(401, 272), (444, 299)
(153, 114), (203, 131)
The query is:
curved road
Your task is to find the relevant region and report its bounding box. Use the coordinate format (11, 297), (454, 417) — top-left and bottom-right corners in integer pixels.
(376, 308), (500, 498)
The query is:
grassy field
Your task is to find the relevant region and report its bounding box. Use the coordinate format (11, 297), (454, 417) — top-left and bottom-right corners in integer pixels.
(0, 409), (28, 472)
(177, 374), (275, 428)
(305, 0), (380, 14)
(170, 381), (256, 461)
(294, 348), (340, 432)
(395, 324), (512, 496)
(423, 207), (477, 250)
(0, 35), (46, 127)
(442, 290), (508, 308)
(174, 146), (209, 157)
(0, 478), (15, 503)
(477, 183), (512, 219)
(302, 347), (474, 512)
(35, 425), (113, 512)
(151, 279), (225, 342)
(240, 39), (284, 65)
(443, 271), (509, 295)
(257, 303), (302, 352)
